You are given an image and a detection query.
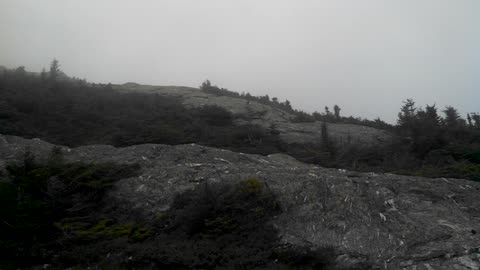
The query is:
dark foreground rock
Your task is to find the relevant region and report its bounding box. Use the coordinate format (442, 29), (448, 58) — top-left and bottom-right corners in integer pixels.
(1, 134), (479, 269)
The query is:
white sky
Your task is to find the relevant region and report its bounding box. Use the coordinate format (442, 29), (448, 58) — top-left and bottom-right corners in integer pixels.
(1, 0), (479, 123)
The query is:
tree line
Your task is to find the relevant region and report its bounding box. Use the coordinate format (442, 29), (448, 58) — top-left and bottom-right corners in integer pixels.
(0, 61), (283, 154)
(200, 80), (394, 131)
(1, 60), (479, 181)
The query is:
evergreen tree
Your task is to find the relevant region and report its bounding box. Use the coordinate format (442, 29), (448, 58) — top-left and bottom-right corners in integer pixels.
(397, 99), (417, 136)
(333, 105), (341, 120)
(324, 106), (330, 115)
(443, 106), (461, 128)
(397, 99), (416, 125)
(467, 113), (472, 127)
(200, 80), (213, 91)
(49, 58), (60, 82)
(470, 113), (480, 128)
(284, 100), (292, 110)
(413, 104), (444, 157)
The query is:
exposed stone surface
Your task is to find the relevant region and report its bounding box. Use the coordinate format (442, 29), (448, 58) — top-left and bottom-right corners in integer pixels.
(1, 134), (479, 269)
(114, 84), (391, 146)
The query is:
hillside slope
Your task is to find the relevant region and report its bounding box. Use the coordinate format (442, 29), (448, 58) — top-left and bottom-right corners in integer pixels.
(114, 83), (391, 146)
(1, 134), (478, 269)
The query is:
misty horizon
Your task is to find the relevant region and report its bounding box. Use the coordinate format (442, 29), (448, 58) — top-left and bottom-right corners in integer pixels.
(1, 0), (479, 123)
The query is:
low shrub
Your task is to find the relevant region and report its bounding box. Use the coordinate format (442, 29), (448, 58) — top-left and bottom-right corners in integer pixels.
(127, 178), (349, 269)
(415, 161), (480, 182)
(0, 149), (140, 269)
(292, 111), (316, 123)
(196, 105), (234, 126)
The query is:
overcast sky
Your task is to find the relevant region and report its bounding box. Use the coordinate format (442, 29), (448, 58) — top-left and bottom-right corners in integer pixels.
(1, 0), (478, 123)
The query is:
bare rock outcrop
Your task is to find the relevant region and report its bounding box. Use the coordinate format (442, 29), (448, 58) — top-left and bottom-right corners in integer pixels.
(114, 84), (391, 146)
(1, 134), (478, 269)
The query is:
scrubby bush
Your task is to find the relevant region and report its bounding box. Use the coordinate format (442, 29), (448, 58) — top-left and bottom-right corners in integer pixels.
(292, 111), (316, 123)
(126, 178), (350, 269)
(0, 149), (140, 269)
(415, 161), (480, 182)
(196, 105), (233, 126)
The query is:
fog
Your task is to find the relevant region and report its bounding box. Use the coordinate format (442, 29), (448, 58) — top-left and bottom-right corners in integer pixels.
(1, 0), (478, 123)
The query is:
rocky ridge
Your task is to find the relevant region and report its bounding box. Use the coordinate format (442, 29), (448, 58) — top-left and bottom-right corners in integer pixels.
(1, 134), (479, 269)
(114, 84), (391, 146)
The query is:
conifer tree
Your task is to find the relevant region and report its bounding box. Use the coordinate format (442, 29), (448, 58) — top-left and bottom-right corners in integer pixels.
(49, 58), (60, 82)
